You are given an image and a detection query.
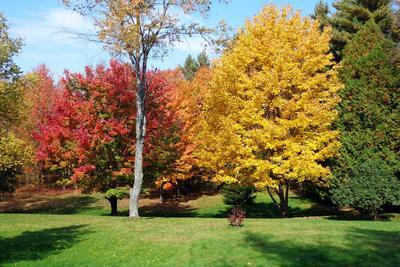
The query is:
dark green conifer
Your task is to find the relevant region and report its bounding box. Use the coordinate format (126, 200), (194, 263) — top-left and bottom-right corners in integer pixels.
(331, 21), (400, 218)
(330, 0), (396, 60)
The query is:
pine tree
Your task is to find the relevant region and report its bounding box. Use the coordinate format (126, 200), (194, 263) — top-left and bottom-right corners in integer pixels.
(331, 20), (400, 218)
(181, 52), (210, 80)
(197, 51), (210, 68)
(181, 55), (200, 80)
(330, 0), (396, 61)
(311, 0), (331, 31)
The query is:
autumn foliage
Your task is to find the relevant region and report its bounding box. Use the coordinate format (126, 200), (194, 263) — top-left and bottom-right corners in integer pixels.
(196, 6), (342, 217)
(32, 7), (343, 218)
(4, 2), (398, 220)
(34, 61), (182, 193)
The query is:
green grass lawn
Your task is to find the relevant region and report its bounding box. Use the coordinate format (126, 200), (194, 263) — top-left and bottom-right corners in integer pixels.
(1, 190), (399, 266)
(1, 214), (399, 266)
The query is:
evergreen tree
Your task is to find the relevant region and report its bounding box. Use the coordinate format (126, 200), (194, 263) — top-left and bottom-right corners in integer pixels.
(181, 52), (210, 80)
(197, 51), (210, 68)
(311, 0), (331, 31)
(331, 20), (400, 218)
(393, 0), (400, 64)
(330, 0), (396, 61)
(181, 55), (199, 80)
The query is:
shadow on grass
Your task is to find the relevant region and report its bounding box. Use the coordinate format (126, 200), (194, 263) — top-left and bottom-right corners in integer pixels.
(0, 225), (89, 265)
(138, 198), (336, 219)
(242, 200), (335, 219)
(327, 212), (397, 221)
(244, 228), (400, 267)
(0, 195), (100, 215)
(0, 191), (364, 219)
(139, 201), (199, 218)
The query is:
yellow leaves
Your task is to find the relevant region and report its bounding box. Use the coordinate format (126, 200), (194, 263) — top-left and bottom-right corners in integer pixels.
(0, 132), (33, 171)
(196, 5), (342, 189)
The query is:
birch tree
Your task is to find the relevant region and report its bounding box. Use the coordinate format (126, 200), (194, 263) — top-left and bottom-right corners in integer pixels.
(63, 0), (228, 217)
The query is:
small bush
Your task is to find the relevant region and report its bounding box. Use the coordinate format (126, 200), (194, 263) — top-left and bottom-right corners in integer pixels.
(228, 207), (246, 227)
(104, 186), (130, 216)
(104, 186), (130, 200)
(221, 184), (255, 206)
(331, 158), (400, 219)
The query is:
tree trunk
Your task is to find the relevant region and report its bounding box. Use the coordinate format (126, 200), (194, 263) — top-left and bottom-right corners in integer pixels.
(280, 182), (289, 218)
(160, 185), (164, 203)
(369, 207), (378, 220)
(130, 104), (145, 217)
(266, 180), (290, 218)
(108, 197), (118, 216)
(129, 58), (147, 218)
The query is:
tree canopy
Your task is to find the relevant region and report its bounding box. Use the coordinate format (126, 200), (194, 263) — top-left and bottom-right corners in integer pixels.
(196, 6), (342, 217)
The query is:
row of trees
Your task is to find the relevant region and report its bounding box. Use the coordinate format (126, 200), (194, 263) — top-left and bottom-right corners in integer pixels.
(1, 0), (399, 218)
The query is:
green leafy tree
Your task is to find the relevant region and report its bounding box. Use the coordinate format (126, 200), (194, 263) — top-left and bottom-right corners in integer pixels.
(330, 0), (397, 60)
(0, 13), (30, 194)
(0, 12), (22, 81)
(0, 13), (24, 128)
(0, 82), (24, 129)
(331, 21), (400, 218)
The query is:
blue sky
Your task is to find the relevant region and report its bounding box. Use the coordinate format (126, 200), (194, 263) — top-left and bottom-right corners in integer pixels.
(0, 0), (334, 78)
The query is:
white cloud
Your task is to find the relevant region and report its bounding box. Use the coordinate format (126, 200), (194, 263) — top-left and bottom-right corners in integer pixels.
(175, 36), (209, 53)
(11, 8), (95, 46)
(44, 8), (92, 31)
(23, 52), (83, 61)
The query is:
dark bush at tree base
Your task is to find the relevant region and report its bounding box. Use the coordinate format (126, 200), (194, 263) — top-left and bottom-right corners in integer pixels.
(104, 186), (130, 216)
(221, 184), (255, 206)
(228, 207), (246, 227)
(331, 158), (400, 220)
(300, 181), (333, 205)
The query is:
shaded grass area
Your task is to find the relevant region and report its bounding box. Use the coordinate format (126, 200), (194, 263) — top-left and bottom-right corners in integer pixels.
(0, 214), (399, 266)
(139, 193), (336, 218)
(0, 189), (338, 218)
(0, 190), (104, 215)
(0, 225), (89, 264)
(1, 189), (398, 221)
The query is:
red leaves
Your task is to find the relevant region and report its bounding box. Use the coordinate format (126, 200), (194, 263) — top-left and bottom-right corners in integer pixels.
(71, 165), (96, 182)
(34, 60), (181, 191)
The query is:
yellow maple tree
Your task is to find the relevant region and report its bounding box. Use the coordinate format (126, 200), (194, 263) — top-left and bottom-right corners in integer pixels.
(196, 5), (342, 217)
